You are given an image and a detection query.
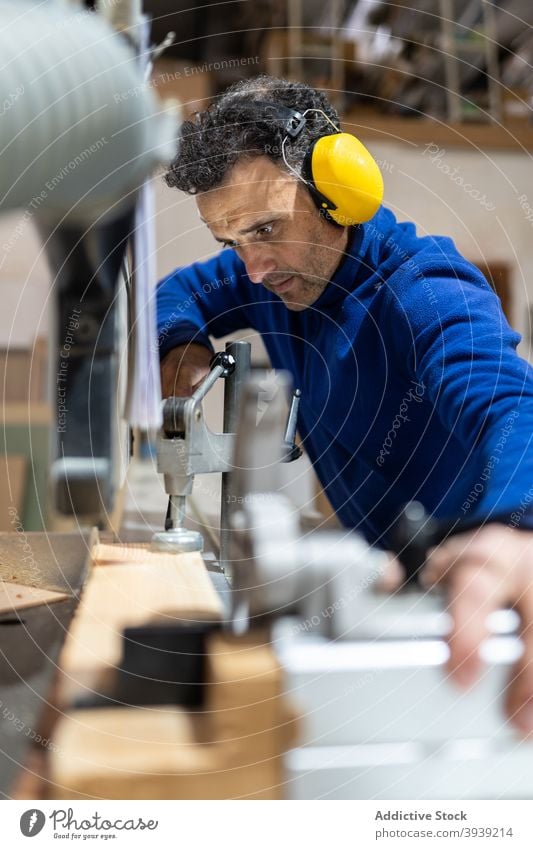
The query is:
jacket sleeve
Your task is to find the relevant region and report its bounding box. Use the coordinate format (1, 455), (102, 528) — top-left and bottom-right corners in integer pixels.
(156, 249), (253, 358)
(386, 254), (533, 529)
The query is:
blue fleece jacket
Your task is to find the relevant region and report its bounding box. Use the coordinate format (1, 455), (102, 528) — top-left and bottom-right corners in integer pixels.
(157, 206), (533, 548)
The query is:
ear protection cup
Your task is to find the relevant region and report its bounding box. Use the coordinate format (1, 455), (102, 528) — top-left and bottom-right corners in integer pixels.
(246, 100), (384, 226)
(302, 133), (384, 226)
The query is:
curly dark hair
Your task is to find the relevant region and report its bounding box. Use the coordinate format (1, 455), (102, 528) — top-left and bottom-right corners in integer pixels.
(164, 75), (341, 194)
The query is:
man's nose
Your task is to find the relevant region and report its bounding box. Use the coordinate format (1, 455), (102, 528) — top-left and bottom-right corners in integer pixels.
(239, 245), (276, 284)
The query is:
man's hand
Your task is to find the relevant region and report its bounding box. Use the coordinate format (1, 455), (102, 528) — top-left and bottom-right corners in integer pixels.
(423, 524), (533, 735)
(160, 342), (212, 398)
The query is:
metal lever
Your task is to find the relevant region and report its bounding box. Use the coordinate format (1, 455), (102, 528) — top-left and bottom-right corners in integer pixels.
(391, 501), (505, 586)
(153, 350), (237, 554)
(192, 351), (236, 404)
(392, 501), (438, 584)
(282, 389), (302, 463)
(220, 341), (252, 575)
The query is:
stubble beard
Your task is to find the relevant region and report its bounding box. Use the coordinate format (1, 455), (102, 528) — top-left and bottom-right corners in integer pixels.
(276, 245), (336, 310)
(276, 274), (328, 311)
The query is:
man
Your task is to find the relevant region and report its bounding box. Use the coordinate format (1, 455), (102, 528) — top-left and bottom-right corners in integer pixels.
(157, 75), (533, 732)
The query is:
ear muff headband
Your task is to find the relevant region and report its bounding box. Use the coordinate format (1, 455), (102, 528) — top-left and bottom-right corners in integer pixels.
(249, 100), (384, 226)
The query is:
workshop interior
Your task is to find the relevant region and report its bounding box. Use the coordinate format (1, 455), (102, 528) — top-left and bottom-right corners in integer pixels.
(1, 0), (533, 803)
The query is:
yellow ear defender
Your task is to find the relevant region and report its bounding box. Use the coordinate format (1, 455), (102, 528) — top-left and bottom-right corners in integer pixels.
(254, 101), (384, 226)
(303, 132), (384, 226)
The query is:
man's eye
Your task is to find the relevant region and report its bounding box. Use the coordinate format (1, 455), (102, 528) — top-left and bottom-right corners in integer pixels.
(257, 224), (273, 237)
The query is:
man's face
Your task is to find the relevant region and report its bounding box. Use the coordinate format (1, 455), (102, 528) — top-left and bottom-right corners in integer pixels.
(196, 157), (349, 311)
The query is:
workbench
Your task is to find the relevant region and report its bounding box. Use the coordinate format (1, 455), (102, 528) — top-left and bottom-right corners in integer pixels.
(0, 531), (92, 797)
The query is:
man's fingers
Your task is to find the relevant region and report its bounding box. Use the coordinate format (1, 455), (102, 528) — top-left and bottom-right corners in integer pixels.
(506, 656), (533, 736)
(375, 552), (404, 592)
(426, 532), (510, 688)
(505, 582), (533, 736)
(422, 534), (474, 587)
(160, 344), (212, 398)
(445, 564), (501, 687)
(421, 526), (533, 734)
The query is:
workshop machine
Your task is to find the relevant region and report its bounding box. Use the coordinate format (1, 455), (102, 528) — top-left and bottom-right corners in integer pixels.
(227, 373), (529, 800)
(147, 342), (531, 800)
(0, 0), (177, 520)
(0, 0), (177, 796)
(0, 0), (530, 801)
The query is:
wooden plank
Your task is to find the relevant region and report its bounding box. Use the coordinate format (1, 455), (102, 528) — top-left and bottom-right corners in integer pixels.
(0, 580), (67, 614)
(91, 544), (222, 618)
(58, 544), (223, 703)
(50, 634), (298, 799)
